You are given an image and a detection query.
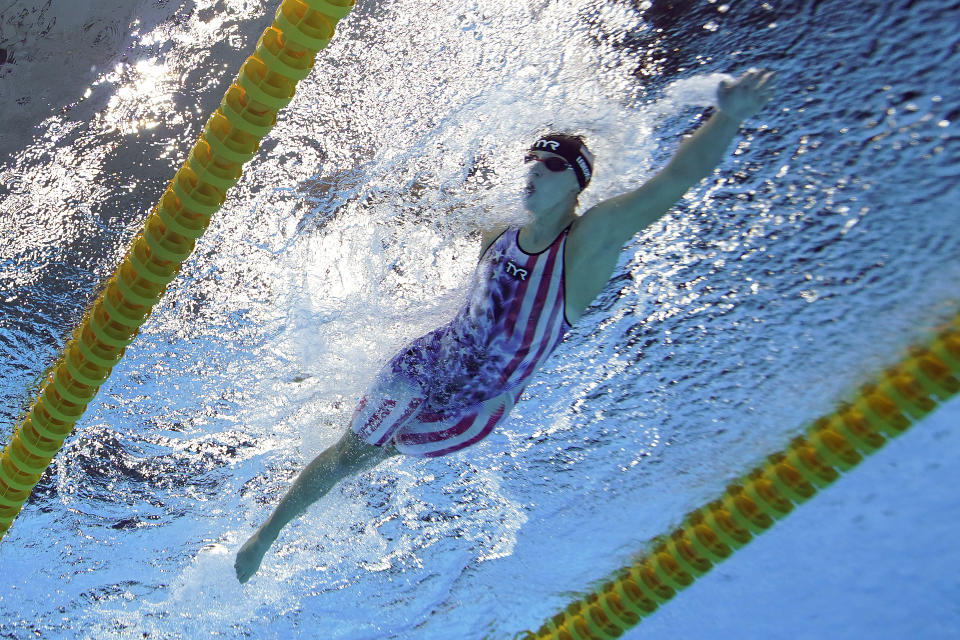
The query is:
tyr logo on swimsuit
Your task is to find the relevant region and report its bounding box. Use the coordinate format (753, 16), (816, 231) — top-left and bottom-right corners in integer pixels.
(504, 260), (528, 280)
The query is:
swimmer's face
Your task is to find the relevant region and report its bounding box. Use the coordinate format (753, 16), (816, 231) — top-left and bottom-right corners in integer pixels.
(523, 150), (579, 212)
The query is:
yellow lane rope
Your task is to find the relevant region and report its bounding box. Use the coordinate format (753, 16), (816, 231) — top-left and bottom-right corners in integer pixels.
(0, 0), (355, 541)
(522, 313), (959, 640)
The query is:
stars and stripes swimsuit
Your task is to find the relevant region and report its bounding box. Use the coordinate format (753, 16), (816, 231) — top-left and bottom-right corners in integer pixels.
(351, 226), (572, 457)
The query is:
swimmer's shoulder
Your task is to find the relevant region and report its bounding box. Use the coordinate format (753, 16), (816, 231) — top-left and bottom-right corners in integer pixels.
(479, 226), (510, 258)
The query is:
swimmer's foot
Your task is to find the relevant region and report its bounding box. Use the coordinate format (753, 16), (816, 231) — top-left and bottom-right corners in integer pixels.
(235, 529), (275, 583)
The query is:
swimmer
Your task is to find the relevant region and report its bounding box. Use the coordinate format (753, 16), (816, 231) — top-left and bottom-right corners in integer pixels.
(235, 68), (775, 583)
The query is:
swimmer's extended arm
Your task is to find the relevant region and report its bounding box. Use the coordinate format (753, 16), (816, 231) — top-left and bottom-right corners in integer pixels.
(573, 69), (775, 250)
(562, 69), (774, 319)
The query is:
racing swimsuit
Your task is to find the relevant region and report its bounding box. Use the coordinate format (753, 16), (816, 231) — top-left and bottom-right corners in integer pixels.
(351, 226), (571, 457)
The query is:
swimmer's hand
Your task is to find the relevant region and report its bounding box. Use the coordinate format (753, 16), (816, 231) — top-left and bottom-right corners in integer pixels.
(717, 68), (775, 121)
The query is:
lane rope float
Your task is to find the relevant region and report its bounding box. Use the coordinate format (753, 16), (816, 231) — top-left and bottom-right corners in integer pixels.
(0, 0), (355, 541)
(520, 312), (960, 640)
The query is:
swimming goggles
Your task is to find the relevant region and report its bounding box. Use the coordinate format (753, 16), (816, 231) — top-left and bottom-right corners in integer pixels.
(524, 153), (571, 172)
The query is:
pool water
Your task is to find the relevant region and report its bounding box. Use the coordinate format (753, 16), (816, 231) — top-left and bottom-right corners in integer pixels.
(0, 0), (958, 638)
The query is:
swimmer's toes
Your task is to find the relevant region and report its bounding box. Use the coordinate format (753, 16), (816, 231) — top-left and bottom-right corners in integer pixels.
(236, 564), (254, 584)
(235, 546), (264, 583)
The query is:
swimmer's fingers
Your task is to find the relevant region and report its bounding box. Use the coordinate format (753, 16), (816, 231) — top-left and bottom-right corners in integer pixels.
(741, 67), (775, 90)
(718, 67), (775, 119)
(720, 68), (760, 94)
(755, 70), (776, 96)
(751, 71), (775, 106)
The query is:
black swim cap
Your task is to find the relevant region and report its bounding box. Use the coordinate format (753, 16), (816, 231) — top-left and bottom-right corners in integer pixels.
(530, 134), (594, 191)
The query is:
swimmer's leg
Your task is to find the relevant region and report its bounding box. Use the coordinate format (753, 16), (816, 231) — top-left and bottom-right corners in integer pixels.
(234, 429), (396, 583)
(235, 370), (423, 583)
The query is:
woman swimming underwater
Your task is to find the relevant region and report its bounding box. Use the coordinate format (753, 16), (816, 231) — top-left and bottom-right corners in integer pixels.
(235, 68), (775, 583)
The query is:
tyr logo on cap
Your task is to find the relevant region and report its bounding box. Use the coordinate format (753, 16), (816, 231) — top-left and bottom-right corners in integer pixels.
(530, 134), (593, 191)
(533, 140), (560, 151)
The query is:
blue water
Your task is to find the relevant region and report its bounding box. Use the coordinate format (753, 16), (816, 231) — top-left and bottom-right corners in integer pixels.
(1, 0), (958, 638)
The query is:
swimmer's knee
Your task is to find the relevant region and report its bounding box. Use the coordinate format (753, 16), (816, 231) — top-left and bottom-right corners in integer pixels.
(338, 429), (397, 467)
